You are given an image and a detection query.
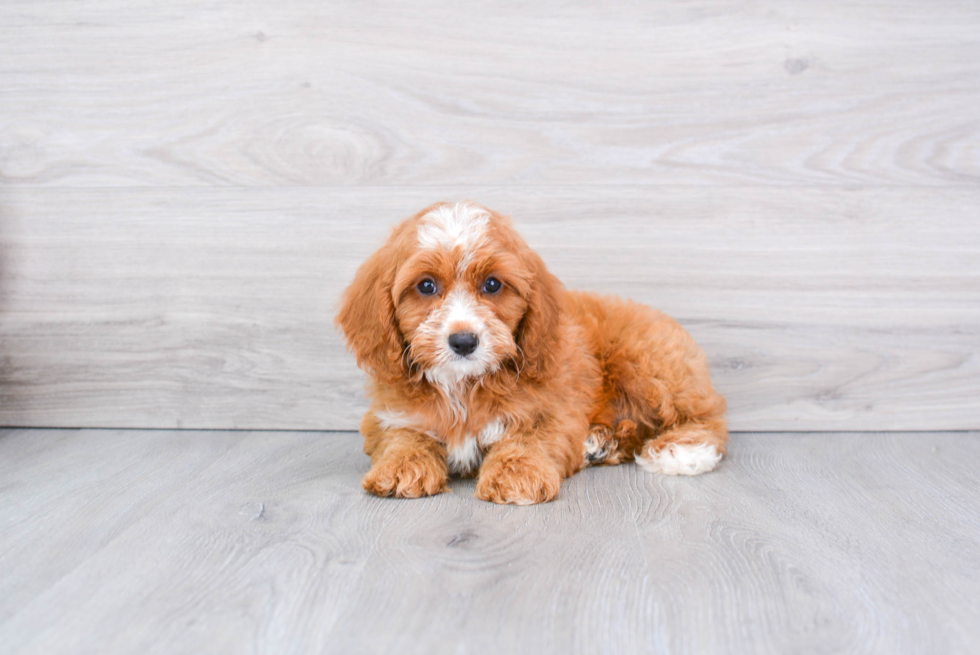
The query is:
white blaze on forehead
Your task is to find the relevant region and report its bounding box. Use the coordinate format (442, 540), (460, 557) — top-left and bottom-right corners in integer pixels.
(417, 202), (490, 259)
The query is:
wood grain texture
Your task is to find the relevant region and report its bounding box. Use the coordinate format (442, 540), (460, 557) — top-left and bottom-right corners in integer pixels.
(1, 187), (978, 431)
(1, 0), (979, 432)
(1, 428), (978, 655)
(0, 0), (978, 187)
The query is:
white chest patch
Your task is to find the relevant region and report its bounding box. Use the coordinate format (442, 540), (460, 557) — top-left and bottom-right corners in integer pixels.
(373, 408), (423, 431)
(447, 437), (483, 476)
(446, 419), (507, 476)
(375, 407), (507, 477)
(477, 419), (506, 447)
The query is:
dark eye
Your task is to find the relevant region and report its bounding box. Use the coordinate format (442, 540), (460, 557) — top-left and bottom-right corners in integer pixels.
(416, 278), (437, 295)
(482, 277), (502, 294)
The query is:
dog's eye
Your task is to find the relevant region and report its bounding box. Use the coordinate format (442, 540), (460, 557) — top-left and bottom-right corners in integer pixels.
(482, 277), (502, 294)
(416, 279), (438, 296)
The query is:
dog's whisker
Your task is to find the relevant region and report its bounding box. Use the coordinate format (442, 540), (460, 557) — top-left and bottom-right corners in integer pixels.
(510, 344), (527, 387)
(402, 344), (425, 386)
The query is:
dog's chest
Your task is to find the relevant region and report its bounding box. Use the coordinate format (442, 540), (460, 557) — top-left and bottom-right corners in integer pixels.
(445, 419), (506, 476)
(373, 407), (506, 476)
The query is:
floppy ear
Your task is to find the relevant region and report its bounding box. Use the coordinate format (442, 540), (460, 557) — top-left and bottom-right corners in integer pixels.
(336, 244), (405, 385)
(516, 250), (563, 381)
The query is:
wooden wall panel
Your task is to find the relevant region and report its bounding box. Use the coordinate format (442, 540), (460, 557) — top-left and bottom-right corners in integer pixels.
(1, 0), (978, 430)
(0, 1), (978, 187)
(1, 187), (977, 430)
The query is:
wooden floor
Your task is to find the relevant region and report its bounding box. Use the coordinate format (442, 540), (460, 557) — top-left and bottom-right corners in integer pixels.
(2, 428), (978, 655)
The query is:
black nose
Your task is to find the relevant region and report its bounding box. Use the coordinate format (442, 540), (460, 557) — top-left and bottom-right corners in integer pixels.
(448, 332), (479, 356)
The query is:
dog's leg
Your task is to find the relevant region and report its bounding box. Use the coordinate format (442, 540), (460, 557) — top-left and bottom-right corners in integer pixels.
(584, 376), (626, 465)
(361, 428), (450, 498)
(476, 435), (564, 505)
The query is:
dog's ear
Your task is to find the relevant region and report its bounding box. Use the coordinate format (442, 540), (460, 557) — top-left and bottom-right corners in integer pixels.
(336, 243), (404, 385)
(516, 249), (563, 381)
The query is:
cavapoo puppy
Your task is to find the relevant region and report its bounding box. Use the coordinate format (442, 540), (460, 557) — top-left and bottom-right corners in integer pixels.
(337, 202), (727, 505)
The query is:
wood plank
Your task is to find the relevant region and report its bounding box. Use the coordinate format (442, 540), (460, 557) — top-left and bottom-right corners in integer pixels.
(1, 187), (978, 430)
(0, 0), (978, 187)
(1, 428), (978, 654)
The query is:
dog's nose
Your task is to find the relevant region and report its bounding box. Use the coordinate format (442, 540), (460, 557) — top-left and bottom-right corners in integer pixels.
(448, 332), (479, 356)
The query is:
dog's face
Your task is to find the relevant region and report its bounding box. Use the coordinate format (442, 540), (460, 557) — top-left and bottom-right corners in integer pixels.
(337, 202), (562, 389)
(393, 204), (526, 387)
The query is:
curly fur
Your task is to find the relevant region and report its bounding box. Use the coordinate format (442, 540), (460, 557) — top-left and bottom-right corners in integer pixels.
(337, 202), (728, 505)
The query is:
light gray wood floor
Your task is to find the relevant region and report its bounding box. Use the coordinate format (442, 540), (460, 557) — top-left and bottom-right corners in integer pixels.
(2, 428), (977, 655)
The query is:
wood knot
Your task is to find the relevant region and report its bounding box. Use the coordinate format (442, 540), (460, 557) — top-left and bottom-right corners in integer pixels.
(784, 58), (808, 75)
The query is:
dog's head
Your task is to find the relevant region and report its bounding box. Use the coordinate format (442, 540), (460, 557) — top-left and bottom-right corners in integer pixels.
(337, 202), (562, 389)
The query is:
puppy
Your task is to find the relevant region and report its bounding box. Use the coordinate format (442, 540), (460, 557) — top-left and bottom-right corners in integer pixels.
(337, 202), (727, 505)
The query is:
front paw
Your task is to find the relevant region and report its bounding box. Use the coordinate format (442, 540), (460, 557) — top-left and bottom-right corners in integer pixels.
(476, 456), (562, 505)
(362, 452), (449, 499)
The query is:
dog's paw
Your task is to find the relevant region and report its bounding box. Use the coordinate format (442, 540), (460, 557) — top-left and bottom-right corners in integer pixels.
(584, 420), (637, 466)
(362, 453), (449, 498)
(635, 442), (722, 476)
(476, 456), (561, 505)
(584, 424), (618, 465)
